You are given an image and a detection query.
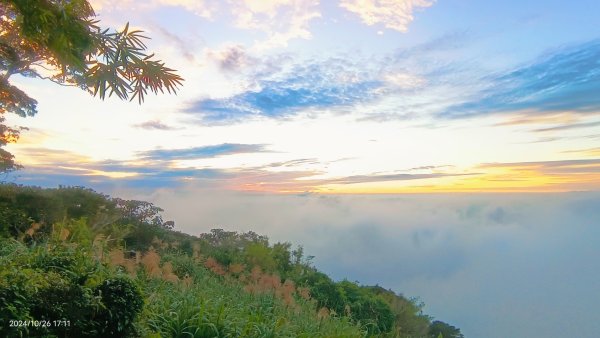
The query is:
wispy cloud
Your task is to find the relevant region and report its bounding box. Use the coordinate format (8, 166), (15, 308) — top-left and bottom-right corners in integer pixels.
(207, 45), (256, 72)
(562, 147), (600, 157)
(479, 159), (600, 170)
(152, 24), (199, 62)
(533, 120), (600, 133)
(138, 143), (269, 161)
(493, 113), (579, 127)
(133, 120), (179, 131)
(340, 0), (435, 32)
(325, 172), (472, 185)
(445, 39), (600, 118)
(261, 158), (321, 168)
(408, 165), (454, 171)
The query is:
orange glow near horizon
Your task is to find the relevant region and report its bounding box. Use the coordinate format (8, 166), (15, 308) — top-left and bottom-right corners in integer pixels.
(11, 153), (600, 193)
(299, 162), (600, 194)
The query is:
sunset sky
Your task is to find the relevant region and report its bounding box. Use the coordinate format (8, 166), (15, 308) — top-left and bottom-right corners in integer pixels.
(4, 2), (600, 337)
(5, 0), (600, 193)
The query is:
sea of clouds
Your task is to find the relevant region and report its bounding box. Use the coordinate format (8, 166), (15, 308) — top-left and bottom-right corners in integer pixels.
(119, 188), (600, 338)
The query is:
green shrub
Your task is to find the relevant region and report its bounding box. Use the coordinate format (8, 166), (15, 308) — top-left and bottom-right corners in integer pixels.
(30, 271), (99, 337)
(93, 277), (144, 337)
(0, 240), (142, 337)
(0, 265), (101, 337)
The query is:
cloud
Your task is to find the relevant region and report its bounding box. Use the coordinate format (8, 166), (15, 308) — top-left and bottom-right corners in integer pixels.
(493, 113), (579, 127)
(383, 72), (427, 89)
(12, 147), (600, 194)
(138, 143), (269, 161)
(185, 58), (384, 123)
(349, 31), (478, 122)
(231, 0), (321, 48)
(408, 165), (454, 171)
(152, 24), (199, 62)
(340, 0), (435, 32)
(9, 146), (477, 192)
(520, 137), (562, 144)
(444, 39), (600, 118)
(10, 165), (231, 190)
(207, 45), (256, 72)
(11, 148), (218, 184)
(562, 147), (600, 157)
(325, 172), (473, 185)
(12, 147), (90, 165)
(8, 146), (306, 191)
(261, 158), (321, 168)
(94, 0), (319, 48)
(10, 162), (325, 193)
(90, 0), (214, 17)
(395, 30), (472, 57)
(133, 120), (178, 130)
(192, 31), (476, 124)
(479, 158), (600, 171)
(139, 190), (600, 338)
(533, 120), (600, 133)
(10, 146), (314, 191)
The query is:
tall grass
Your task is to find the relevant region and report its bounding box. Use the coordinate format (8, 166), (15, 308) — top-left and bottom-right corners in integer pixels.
(141, 253), (365, 337)
(1, 222), (367, 337)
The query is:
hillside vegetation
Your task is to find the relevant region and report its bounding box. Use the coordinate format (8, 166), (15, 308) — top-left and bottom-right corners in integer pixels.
(0, 184), (463, 338)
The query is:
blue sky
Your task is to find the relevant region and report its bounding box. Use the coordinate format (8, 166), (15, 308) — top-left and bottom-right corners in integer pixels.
(3, 1), (600, 336)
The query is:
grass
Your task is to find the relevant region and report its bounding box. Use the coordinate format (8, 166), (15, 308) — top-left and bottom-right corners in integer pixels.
(0, 231), (367, 337)
(139, 253), (365, 338)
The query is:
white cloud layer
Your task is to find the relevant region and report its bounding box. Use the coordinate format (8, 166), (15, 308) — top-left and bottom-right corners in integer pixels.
(340, 0), (435, 32)
(134, 189), (600, 338)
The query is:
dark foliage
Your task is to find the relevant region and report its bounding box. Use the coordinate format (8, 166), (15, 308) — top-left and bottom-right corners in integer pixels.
(93, 277), (144, 337)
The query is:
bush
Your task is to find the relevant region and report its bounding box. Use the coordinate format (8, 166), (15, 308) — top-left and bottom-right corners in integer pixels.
(0, 266), (101, 337)
(93, 277), (144, 337)
(0, 240), (143, 337)
(30, 271), (99, 337)
(337, 280), (395, 334)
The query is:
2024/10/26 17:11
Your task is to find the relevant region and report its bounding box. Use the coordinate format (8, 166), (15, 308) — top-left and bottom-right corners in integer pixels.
(9, 320), (71, 328)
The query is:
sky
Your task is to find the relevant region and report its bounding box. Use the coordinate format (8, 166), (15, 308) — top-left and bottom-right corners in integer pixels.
(3, 1), (600, 337)
(5, 0), (600, 193)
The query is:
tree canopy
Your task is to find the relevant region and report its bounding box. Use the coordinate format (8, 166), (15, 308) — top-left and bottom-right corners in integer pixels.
(0, 0), (183, 172)
(428, 320), (465, 338)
